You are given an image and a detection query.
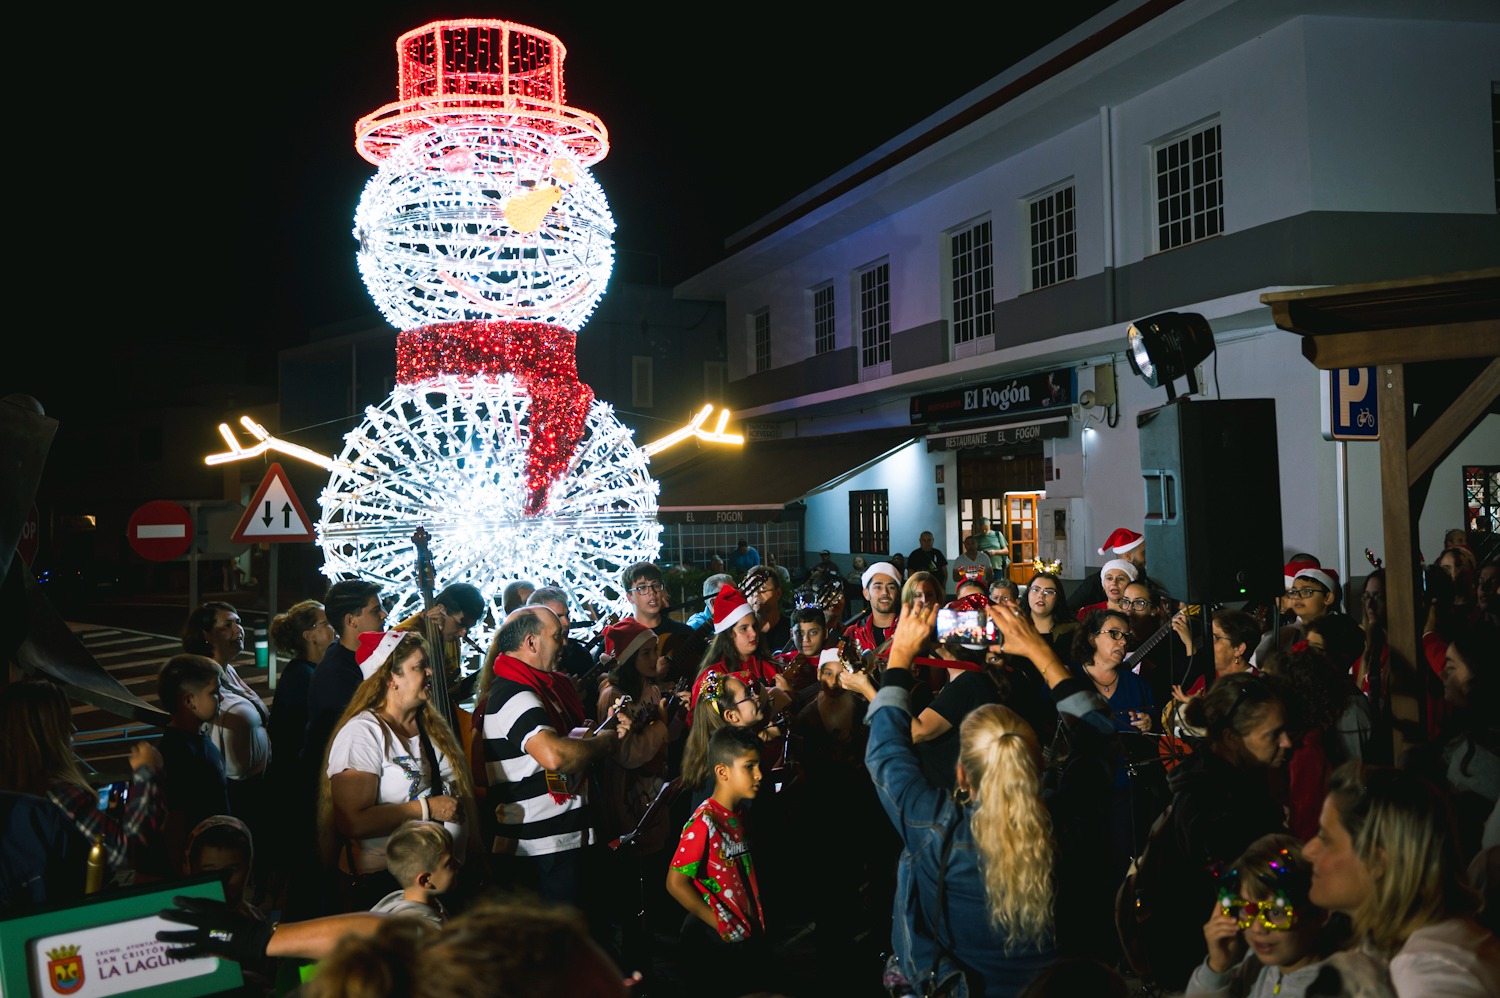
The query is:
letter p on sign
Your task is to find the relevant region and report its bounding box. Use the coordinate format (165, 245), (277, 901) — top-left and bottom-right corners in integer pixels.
(1321, 367), (1378, 440)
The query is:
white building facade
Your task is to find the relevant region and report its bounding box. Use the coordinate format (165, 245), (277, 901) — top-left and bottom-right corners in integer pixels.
(673, 0), (1500, 593)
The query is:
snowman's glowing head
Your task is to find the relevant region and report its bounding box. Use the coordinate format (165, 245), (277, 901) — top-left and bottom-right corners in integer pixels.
(354, 122), (615, 332)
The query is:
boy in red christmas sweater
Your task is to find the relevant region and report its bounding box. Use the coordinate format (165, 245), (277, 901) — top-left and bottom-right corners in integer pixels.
(666, 725), (769, 994)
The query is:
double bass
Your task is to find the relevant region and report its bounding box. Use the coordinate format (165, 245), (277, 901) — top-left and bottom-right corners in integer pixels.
(411, 526), (474, 746)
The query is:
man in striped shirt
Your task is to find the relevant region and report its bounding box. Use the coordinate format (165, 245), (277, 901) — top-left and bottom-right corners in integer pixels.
(482, 605), (633, 907)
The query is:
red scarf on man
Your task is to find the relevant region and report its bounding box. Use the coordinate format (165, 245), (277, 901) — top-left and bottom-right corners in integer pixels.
(490, 652), (587, 733)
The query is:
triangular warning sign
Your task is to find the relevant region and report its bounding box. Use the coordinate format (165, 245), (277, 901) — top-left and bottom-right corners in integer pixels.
(231, 463), (316, 543)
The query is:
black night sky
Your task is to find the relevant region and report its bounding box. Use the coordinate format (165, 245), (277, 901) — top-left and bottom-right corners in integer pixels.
(18, 2), (1117, 423)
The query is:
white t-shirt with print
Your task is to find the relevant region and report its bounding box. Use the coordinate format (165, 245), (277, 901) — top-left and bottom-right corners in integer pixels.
(326, 711), (465, 873)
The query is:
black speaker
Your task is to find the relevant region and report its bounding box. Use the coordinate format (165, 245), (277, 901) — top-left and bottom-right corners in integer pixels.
(1137, 398), (1283, 604)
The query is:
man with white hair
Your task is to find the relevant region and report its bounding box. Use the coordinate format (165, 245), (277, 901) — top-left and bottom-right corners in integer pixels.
(482, 605), (632, 908)
(687, 572), (734, 633)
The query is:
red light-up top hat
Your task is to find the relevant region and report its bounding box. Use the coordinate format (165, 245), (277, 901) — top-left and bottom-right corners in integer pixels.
(355, 18), (609, 167)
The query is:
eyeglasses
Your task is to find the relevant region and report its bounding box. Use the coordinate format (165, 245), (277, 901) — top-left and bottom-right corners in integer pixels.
(1211, 632), (1229, 644)
(1122, 598), (1154, 610)
(629, 583), (665, 595)
(1360, 591), (1386, 603)
(1218, 891), (1298, 931)
(1030, 587), (1058, 597)
(1095, 628), (1128, 641)
(1285, 587), (1327, 599)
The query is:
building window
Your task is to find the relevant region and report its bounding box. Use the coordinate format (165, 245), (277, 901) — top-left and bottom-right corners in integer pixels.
(1027, 184), (1075, 290)
(951, 218), (994, 346)
(812, 283), (835, 355)
(849, 489), (889, 555)
(752, 310), (770, 374)
(858, 261), (891, 374)
(1154, 121), (1222, 251)
(704, 361), (727, 400)
(631, 356), (653, 408)
(1465, 465), (1499, 535)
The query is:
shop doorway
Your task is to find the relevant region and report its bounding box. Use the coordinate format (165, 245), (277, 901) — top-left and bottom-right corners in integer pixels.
(1002, 491), (1045, 584)
(957, 448), (1045, 576)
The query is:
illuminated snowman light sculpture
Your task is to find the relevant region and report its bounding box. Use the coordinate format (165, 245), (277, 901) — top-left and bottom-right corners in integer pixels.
(316, 19), (660, 648)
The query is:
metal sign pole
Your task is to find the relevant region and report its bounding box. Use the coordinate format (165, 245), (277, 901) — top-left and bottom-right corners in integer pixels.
(188, 550), (198, 617)
(266, 546), (279, 690)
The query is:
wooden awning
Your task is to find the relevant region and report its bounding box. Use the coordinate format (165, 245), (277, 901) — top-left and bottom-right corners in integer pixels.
(1262, 267), (1500, 759)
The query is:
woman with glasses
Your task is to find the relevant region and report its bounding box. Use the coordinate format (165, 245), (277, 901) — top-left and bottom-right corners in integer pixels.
(1072, 609), (1155, 737)
(1073, 608), (1164, 893)
(1126, 672), (1292, 991)
(1304, 762), (1500, 996)
(1020, 571), (1077, 661)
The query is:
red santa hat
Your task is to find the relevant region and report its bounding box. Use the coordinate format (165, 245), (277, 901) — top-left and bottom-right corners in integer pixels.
(712, 583), (753, 633)
(355, 630), (405, 679)
(1097, 528), (1144, 557)
(601, 618), (655, 666)
(1293, 566), (1339, 594)
(1100, 559), (1140, 583)
(1283, 559), (1322, 588)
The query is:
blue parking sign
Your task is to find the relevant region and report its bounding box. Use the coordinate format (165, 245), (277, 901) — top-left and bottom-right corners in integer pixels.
(1320, 367), (1379, 441)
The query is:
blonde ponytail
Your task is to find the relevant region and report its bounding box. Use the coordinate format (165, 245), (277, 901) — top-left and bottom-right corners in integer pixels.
(959, 704), (1055, 951)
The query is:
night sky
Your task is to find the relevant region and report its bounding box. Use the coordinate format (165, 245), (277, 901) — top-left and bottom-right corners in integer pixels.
(18, 2), (1116, 422)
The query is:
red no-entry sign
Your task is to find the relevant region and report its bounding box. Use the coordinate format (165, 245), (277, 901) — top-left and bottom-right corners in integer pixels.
(17, 503), (39, 566)
(128, 500), (194, 562)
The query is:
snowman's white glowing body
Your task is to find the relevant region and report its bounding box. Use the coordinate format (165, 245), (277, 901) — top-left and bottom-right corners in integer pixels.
(314, 20), (659, 650)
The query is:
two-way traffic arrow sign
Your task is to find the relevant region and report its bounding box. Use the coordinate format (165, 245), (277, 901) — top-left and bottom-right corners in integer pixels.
(230, 462), (316, 544)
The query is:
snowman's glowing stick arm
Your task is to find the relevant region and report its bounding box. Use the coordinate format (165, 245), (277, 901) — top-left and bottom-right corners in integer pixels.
(204, 416), (335, 470)
(640, 406), (743, 458)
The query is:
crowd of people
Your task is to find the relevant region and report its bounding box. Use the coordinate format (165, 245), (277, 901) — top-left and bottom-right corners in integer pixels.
(2, 520), (1498, 998)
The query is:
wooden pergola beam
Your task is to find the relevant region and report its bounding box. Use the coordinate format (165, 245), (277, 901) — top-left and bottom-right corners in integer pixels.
(1291, 320), (1500, 370)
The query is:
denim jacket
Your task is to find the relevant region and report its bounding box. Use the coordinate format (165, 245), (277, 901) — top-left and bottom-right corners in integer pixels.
(865, 670), (1114, 997)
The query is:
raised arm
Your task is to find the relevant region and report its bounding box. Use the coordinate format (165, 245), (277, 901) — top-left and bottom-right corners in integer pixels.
(863, 606), (947, 839)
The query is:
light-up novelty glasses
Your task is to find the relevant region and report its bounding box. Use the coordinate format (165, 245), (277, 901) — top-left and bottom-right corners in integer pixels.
(1217, 889), (1298, 931)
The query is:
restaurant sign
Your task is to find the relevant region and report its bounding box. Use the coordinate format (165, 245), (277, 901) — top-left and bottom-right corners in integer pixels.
(925, 418), (1069, 452)
(909, 368), (1076, 425)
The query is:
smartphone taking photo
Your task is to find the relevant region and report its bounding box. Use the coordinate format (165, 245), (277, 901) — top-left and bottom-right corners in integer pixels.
(936, 608), (992, 649)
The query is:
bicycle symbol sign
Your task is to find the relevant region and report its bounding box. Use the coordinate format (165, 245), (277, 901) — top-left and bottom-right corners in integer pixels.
(1323, 367), (1379, 441)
